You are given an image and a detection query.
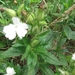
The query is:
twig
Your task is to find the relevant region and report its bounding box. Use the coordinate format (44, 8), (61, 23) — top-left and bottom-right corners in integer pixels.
(49, 4), (75, 26)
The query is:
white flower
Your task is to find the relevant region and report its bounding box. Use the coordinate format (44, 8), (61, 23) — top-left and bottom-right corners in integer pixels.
(3, 17), (28, 40)
(72, 53), (75, 60)
(4, 67), (16, 75)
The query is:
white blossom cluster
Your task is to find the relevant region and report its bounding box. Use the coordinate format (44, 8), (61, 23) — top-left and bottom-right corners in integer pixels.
(3, 17), (28, 40)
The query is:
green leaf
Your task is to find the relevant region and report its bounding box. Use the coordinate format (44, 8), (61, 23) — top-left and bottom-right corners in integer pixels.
(1, 47), (24, 58)
(0, 41), (6, 48)
(0, 18), (5, 25)
(58, 53), (68, 66)
(58, 38), (67, 47)
(45, 30), (57, 49)
(21, 45), (31, 60)
(36, 46), (61, 65)
(36, 46), (48, 55)
(14, 64), (22, 75)
(36, 30), (49, 45)
(71, 31), (75, 40)
(23, 64), (38, 75)
(63, 25), (72, 39)
(12, 43), (24, 47)
(36, 30), (49, 38)
(31, 51), (37, 66)
(30, 0), (41, 2)
(68, 0), (74, 6)
(0, 0), (5, 4)
(27, 54), (32, 65)
(0, 26), (3, 31)
(42, 53), (62, 65)
(40, 65), (54, 75)
(46, 30), (57, 42)
(24, 0), (31, 11)
(28, 64), (38, 75)
(72, 68), (75, 75)
(27, 51), (37, 66)
(0, 63), (6, 73)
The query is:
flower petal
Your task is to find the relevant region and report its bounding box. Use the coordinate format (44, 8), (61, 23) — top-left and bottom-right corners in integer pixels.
(22, 23), (28, 29)
(5, 31), (16, 40)
(12, 17), (20, 24)
(15, 23), (28, 39)
(3, 24), (15, 33)
(6, 67), (16, 75)
(72, 53), (75, 60)
(3, 24), (16, 40)
(16, 28), (27, 39)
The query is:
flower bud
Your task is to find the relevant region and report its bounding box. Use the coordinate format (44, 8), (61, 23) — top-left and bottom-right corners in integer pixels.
(17, 4), (24, 16)
(35, 9), (44, 21)
(31, 40), (39, 47)
(27, 13), (35, 23)
(32, 26), (39, 34)
(14, 0), (17, 4)
(39, 21), (47, 25)
(5, 8), (16, 17)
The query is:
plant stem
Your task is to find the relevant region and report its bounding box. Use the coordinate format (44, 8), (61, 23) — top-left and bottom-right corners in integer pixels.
(49, 4), (75, 27)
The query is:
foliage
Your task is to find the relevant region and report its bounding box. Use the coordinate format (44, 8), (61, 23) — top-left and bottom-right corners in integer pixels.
(0, 0), (75, 75)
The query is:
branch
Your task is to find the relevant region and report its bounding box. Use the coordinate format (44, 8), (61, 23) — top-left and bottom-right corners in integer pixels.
(49, 4), (75, 26)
